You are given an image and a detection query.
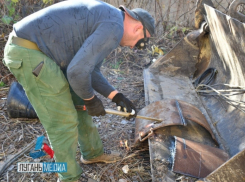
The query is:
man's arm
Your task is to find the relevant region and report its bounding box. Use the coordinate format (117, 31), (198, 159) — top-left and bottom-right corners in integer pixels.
(91, 60), (136, 118)
(91, 60), (117, 99)
(67, 22), (123, 100)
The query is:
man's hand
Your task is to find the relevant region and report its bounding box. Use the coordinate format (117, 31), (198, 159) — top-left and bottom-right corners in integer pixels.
(112, 93), (136, 119)
(84, 95), (106, 116)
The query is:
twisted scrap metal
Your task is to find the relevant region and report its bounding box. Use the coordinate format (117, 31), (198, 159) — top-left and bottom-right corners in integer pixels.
(196, 83), (245, 113)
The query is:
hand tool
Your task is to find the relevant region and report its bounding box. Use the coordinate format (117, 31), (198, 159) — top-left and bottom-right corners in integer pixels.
(75, 105), (163, 122)
(105, 109), (163, 123)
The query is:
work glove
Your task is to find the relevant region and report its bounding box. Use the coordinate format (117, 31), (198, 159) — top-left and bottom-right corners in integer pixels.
(112, 93), (137, 119)
(84, 95), (106, 117)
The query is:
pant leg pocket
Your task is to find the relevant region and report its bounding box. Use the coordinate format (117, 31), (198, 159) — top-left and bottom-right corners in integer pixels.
(2, 58), (24, 81)
(2, 58), (22, 69)
(35, 58), (69, 96)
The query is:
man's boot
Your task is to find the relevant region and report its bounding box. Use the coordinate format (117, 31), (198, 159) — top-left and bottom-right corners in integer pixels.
(80, 149), (121, 164)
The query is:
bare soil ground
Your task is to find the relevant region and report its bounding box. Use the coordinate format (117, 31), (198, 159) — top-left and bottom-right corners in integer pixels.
(0, 2), (187, 181)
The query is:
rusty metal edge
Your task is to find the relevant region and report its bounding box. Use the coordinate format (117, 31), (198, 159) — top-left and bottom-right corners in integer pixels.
(134, 99), (218, 145)
(172, 136), (229, 178)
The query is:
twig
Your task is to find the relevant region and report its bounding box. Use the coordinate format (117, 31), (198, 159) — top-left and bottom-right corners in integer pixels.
(21, 123), (24, 141)
(0, 113), (8, 122)
(0, 128), (14, 142)
(28, 125), (41, 135)
(214, 0), (227, 12)
(20, 174), (26, 182)
(0, 87), (9, 91)
(23, 126), (36, 137)
(2, 137), (10, 159)
(114, 49), (117, 69)
(23, 154), (33, 159)
(6, 171), (9, 182)
(122, 53), (144, 69)
(97, 163), (114, 181)
(176, 6), (195, 23)
(126, 0), (133, 7)
(123, 174), (132, 182)
(0, 140), (35, 176)
(0, 73), (12, 82)
(111, 148), (148, 174)
(123, 151), (142, 160)
(136, 172), (144, 182)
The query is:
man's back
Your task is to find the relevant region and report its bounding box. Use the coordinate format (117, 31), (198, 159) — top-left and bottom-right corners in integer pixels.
(14, 0), (124, 70)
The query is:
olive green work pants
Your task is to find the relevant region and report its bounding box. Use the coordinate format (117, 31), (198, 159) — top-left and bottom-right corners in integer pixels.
(3, 32), (103, 182)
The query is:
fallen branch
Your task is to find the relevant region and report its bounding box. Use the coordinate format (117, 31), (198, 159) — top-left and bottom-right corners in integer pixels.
(0, 140), (35, 176)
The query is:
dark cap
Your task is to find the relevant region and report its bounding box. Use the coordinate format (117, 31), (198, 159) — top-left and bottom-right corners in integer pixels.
(119, 5), (155, 36)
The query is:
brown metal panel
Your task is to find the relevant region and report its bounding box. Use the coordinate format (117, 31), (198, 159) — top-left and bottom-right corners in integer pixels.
(143, 69), (162, 106)
(202, 149), (245, 182)
(172, 137), (229, 178)
(148, 27), (200, 77)
(134, 99), (218, 145)
(142, 2), (245, 181)
(202, 4), (245, 156)
(149, 127), (216, 182)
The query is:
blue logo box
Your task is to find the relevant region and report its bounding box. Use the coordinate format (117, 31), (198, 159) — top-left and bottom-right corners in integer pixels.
(43, 162), (67, 173)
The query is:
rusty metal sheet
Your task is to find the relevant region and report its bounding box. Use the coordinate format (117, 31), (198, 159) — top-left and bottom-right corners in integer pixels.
(201, 149), (245, 182)
(134, 99), (218, 144)
(148, 29), (201, 77)
(148, 21), (209, 78)
(202, 4), (245, 156)
(143, 50), (220, 181)
(172, 136), (229, 178)
(149, 127), (217, 182)
(143, 3), (245, 181)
